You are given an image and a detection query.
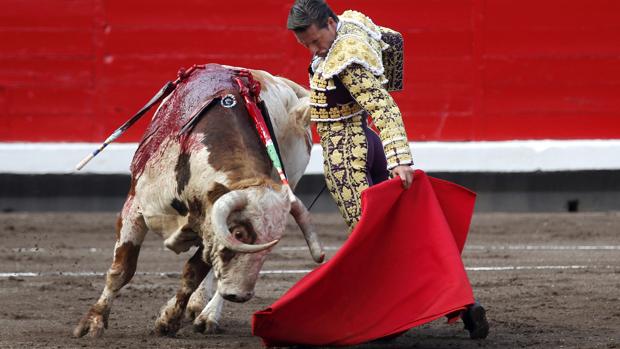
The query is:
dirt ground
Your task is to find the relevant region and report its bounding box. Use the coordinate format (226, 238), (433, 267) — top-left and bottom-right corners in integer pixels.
(0, 211), (619, 349)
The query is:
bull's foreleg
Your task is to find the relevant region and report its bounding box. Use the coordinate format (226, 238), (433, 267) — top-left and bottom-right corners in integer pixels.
(154, 245), (211, 336)
(193, 289), (225, 334)
(185, 269), (215, 321)
(186, 270), (226, 334)
(73, 208), (147, 338)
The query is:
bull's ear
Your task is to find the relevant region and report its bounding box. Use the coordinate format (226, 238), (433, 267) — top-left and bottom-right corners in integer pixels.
(208, 182), (231, 204)
(289, 97), (311, 129)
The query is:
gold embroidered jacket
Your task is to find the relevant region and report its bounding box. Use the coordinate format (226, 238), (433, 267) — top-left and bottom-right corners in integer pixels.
(309, 10), (413, 170)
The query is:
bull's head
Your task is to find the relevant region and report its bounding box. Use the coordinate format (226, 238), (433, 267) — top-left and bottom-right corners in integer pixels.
(210, 186), (323, 302)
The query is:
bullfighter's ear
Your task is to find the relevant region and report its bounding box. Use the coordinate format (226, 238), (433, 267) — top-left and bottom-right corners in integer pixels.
(207, 182), (231, 204)
(289, 97), (311, 129)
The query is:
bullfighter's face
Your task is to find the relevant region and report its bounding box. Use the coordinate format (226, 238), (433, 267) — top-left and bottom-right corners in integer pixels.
(294, 16), (338, 58)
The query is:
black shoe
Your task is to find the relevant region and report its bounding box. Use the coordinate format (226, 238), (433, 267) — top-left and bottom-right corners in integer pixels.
(461, 302), (489, 339)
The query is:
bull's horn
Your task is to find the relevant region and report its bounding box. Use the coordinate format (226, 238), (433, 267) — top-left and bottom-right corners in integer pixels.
(212, 191), (279, 253)
(290, 197), (325, 263)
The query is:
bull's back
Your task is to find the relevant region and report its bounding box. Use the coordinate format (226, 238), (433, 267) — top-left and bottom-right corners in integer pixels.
(131, 65), (274, 213)
(131, 64), (239, 177)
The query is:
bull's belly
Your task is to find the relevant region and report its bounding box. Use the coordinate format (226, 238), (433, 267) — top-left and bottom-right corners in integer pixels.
(142, 213), (187, 240)
(135, 178), (199, 253)
(142, 213), (202, 254)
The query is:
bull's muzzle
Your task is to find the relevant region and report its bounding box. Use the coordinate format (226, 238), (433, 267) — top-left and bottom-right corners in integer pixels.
(221, 290), (254, 303)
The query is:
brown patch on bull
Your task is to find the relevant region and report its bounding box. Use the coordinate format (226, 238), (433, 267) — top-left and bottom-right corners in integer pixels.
(114, 215), (122, 241)
(108, 242), (141, 291)
(182, 246), (211, 289)
(219, 248), (236, 264)
(171, 198), (189, 216)
(175, 152), (191, 195)
(187, 198), (204, 228)
(188, 197), (203, 213)
(207, 182), (231, 204)
(197, 91), (273, 183)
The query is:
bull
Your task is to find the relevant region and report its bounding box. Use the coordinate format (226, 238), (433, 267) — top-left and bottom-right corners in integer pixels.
(73, 64), (322, 338)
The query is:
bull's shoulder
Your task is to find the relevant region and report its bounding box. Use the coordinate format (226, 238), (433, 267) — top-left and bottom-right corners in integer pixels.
(276, 76), (309, 99)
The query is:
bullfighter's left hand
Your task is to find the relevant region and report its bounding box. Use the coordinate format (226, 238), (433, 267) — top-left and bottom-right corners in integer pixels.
(392, 165), (414, 189)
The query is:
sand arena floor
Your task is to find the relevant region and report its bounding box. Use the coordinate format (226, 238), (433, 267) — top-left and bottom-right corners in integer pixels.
(0, 211), (619, 348)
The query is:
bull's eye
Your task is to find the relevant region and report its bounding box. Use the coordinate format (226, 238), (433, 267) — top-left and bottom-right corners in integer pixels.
(229, 222), (257, 244)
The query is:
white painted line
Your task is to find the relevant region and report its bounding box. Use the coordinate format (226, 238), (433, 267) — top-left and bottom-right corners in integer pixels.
(11, 248), (46, 253)
(1, 272), (39, 277)
(467, 265), (598, 271)
(280, 246), (341, 251)
(279, 245), (620, 252)
(3, 140), (620, 174)
(1, 265), (618, 279)
(8, 245), (620, 254)
(466, 245), (620, 251)
(307, 140), (620, 173)
(259, 269), (312, 275)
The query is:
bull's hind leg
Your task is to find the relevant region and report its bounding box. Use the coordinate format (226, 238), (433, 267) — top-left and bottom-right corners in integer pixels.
(154, 245), (211, 336)
(73, 203), (147, 338)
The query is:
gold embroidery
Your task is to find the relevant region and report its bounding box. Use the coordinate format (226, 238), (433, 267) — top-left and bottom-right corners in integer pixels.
(379, 26), (404, 91)
(310, 100), (364, 121)
(338, 64), (412, 168)
(318, 116), (369, 229)
(320, 11), (387, 80)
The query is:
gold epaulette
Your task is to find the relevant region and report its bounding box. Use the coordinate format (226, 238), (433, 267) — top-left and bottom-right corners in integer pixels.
(339, 10), (382, 40)
(319, 11), (386, 80)
(321, 34), (384, 79)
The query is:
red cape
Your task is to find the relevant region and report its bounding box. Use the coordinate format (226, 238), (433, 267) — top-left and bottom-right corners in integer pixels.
(252, 170), (476, 347)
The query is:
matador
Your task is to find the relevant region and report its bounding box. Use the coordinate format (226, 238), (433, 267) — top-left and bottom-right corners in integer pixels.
(289, 4), (414, 229)
(287, 0), (489, 340)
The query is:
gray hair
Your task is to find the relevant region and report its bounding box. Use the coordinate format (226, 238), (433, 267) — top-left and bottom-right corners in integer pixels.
(287, 0), (338, 32)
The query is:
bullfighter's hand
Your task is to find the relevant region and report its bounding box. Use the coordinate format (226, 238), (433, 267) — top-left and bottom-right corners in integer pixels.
(392, 165), (414, 189)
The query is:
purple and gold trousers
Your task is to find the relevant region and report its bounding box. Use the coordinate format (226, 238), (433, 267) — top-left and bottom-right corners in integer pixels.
(317, 115), (389, 229)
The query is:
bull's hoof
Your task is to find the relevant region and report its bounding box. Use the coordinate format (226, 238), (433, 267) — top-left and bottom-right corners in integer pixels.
(193, 315), (223, 335)
(184, 304), (202, 322)
(73, 312), (107, 338)
(154, 318), (182, 337)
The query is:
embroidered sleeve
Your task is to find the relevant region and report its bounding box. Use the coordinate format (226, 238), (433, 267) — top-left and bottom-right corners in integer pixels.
(338, 64), (413, 169)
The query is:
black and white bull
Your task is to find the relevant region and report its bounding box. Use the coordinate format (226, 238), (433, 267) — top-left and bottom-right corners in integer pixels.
(73, 64), (322, 338)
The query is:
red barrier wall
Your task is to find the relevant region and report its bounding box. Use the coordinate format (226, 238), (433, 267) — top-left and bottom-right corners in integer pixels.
(1, 0), (619, 142)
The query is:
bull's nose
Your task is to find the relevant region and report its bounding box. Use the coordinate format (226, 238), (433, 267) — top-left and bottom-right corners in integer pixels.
(222, 291), (254, 303)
